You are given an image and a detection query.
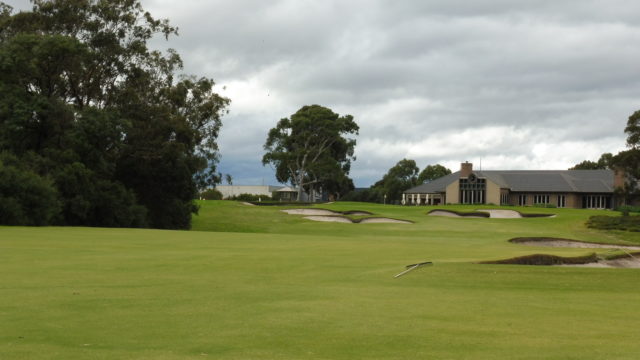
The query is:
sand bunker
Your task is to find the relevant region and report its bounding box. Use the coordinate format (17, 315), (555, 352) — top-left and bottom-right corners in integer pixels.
(303, 216), (412, 224)
(281, 209), (373, 216)
(427, 210), (488, 218)
(428, 209), (554, 219)
(510, 237), (640, 250)
(282, 209), (339, 216)
(482, 237), (640, 268)
(561, 257), (640, 268)
(478, 209), (524, 218)
(481, 252), (640, 268)
(304, 215), (353, 223)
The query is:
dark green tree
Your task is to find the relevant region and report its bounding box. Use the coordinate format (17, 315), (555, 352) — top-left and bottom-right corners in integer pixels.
(262, 105), (358, 202)
(0, 152), (61, 225)
(372, 159), (419, 202)
(625, 110), (640, 148)
(417, 164), (452, 183)
(0, 0), (229, 228)
(611, 110), (640, 204)
(570, 153), (613, 170)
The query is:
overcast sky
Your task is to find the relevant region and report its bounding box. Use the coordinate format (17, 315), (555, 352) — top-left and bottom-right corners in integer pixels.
(7, 1), (640, 186)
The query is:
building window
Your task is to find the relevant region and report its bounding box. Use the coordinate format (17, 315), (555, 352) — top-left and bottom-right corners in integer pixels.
(582, 195), (611, 209)
(459, 176), (486, 204)
(557, 195), (566, 208)
(533, 194), (549, 205)
(518, 195), (527, 206)
(501, 193), (509, 205)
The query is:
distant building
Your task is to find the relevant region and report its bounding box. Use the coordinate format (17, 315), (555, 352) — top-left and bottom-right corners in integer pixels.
(214, 184), (327, 202)
(215, 185), (281, 199)
(403, 162), (636, 209)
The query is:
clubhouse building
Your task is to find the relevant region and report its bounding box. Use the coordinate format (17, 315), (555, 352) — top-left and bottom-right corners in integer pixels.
(403, 162), (634, 209)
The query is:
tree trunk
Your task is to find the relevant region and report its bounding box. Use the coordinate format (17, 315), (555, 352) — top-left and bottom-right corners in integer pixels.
(297, 172), (304, 202)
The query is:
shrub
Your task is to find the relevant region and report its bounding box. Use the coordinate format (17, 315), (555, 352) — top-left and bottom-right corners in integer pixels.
(586, 215), (640, 232)
(0, 157), (61, 225)
(200, 188), (223, 200)
(616, 205), (640, 216)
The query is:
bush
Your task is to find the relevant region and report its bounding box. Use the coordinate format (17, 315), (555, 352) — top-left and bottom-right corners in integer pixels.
(200, 188), (223, 200)
(0, 157), (61, 225)
(616, 205), (640, 216)
(586, 215), (640, 232)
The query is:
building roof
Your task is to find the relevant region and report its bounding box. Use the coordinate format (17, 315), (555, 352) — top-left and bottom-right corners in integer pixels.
(405, 169), (615, 194)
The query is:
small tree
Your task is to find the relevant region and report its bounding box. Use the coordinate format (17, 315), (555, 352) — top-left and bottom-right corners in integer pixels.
(262, 105), (358, 202)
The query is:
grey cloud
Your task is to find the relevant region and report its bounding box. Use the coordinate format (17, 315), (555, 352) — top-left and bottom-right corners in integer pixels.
(4, 0), (638, 186)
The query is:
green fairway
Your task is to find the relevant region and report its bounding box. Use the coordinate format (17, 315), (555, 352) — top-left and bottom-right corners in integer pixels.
(2, 202), (640, 359)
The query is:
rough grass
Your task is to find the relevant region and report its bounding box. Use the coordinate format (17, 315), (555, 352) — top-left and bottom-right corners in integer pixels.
(2, 202), (640, 359)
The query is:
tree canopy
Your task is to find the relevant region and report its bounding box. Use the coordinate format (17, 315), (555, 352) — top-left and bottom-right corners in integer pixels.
(371, 159), (420, 202)
(625, 110), (640, 148)
(262, 105), (358, 201)
(569, 153), (613, 170)
(0, 0), (229, 228)
(417, 164), (452, 183)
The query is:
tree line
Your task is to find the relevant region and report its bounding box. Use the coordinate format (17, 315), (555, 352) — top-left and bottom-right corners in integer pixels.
(341, 160), (451, 203)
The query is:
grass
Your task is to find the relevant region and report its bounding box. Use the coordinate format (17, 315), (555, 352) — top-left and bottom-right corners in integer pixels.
(1, 201), (640, 359)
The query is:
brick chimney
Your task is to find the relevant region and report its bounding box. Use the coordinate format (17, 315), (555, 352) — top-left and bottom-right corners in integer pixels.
(614, 167), (626, 189)
(460, 162), (473, 178)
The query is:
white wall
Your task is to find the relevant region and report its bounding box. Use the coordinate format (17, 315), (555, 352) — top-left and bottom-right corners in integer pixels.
(215, 185), (281, 199)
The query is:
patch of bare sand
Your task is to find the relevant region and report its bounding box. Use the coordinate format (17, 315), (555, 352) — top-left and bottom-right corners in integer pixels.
(242, 202), (256, 206)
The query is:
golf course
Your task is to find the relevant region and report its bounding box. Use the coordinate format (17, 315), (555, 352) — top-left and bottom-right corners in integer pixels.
(2, 201), (640, 359)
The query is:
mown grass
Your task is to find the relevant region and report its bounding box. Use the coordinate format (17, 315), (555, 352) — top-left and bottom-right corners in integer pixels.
(1, 201), (640, 359)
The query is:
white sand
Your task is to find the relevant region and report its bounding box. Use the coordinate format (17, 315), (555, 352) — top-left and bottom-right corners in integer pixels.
(561, 257), (640, 268)
(303, 216), (352, 223)
(477, 209), (522, 218)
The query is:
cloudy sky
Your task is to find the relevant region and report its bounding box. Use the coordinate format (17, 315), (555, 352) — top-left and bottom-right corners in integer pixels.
(7, 1), (640, 186)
